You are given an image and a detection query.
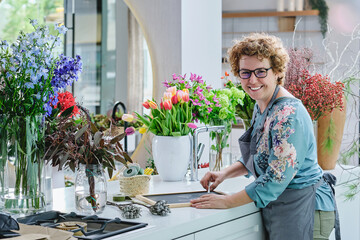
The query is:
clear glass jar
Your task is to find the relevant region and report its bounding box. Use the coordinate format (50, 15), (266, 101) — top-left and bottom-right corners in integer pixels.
(0, 115), (46, 215)
(75, 163), (107, 214)
(209, 121), (232, 171)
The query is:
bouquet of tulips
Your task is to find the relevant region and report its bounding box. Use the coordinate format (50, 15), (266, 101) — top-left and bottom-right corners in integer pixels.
(134, 86), (196, 136)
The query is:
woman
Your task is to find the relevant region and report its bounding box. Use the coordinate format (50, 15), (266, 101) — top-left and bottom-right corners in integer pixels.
(190, 33), (339, 240)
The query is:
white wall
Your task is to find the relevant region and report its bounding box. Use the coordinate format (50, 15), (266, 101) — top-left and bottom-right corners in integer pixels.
(181, 0), (222, 88)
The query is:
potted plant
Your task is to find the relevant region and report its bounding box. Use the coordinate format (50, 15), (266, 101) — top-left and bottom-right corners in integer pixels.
(134, 78), (195, 181)
(44, 105), (132, 214)
(0, 19), (82, 214)
(309, 0), (329, 38)
(286, 70), (345, 169)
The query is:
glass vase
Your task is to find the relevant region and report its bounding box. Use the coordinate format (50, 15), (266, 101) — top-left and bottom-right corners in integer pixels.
(75, 163), (107, 214)
(209, 122), (232, 171)
(0, 115), (46, 214)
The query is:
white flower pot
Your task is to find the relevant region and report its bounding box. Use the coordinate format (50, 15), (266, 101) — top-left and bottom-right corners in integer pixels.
(152, 135), (191, 181)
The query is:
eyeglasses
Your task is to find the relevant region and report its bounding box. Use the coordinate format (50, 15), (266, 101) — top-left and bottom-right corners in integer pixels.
(238, 67), (272, 79)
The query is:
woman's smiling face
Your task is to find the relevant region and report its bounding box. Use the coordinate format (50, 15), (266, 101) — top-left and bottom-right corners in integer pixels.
(239, 55), (278, 111)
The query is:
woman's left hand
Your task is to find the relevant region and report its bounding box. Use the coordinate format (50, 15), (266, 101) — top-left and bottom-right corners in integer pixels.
(190, 194), (229, 209)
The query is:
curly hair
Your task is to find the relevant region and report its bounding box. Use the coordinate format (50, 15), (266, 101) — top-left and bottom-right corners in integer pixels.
(227, 33), (289, 85)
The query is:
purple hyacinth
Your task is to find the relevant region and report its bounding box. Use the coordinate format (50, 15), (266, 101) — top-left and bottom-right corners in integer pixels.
(51, 54), (82, 92)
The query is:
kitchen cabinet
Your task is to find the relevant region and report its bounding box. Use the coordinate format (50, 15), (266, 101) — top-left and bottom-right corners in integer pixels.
(195, 212), (264, 240)
(174, 212), (263, 240)
(175, 234), (195, 240)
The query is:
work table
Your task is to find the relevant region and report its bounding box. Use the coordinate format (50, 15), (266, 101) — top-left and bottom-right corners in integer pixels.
(50, 166), (360, 240)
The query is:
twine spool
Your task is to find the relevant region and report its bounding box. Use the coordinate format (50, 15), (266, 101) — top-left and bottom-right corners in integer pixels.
(119, 175), (150, 196)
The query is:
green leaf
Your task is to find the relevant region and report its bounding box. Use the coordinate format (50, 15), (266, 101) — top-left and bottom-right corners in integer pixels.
(110, 133), (126, 144)
(321, 117), (336, 154)
(90, 122), (99, 134)
(60, 106), (75, 118)
(107, 167), (113, 179)
(94, 131), (102, 147)
(75, 125), (88, 141)
(134, 112), (151, 126)
(171, 132), (181, 137)
(113, 153), (126, 165)
(122, 151), (133, 163)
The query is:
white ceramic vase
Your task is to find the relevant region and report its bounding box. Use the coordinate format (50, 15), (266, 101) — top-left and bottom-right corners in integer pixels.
(152, 135), (191, 181)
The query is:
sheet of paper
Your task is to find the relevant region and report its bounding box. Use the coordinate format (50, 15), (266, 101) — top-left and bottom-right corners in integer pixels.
(13, 223), (74, 240)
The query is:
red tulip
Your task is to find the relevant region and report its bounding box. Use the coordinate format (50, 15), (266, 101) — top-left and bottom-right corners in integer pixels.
(148, 100), (158, 109)
(142, 101), (150, 109)
(171, 94), (178, 104)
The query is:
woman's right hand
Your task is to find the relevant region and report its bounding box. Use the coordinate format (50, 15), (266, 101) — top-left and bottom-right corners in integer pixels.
(200, 171), (226, 191)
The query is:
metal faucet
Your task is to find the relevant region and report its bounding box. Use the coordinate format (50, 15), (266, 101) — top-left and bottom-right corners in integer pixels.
(190, 125), (226, 181)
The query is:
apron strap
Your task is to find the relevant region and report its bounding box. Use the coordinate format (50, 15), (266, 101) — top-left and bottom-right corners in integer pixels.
(323, 173), (341, 240)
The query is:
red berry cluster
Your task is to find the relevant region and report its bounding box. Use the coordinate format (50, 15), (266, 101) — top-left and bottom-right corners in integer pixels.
(56, 91), (80, 116)
(287, 70), (344, 121)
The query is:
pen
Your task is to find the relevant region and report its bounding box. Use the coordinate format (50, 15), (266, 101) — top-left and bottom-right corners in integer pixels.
(207, 182), (211, 193)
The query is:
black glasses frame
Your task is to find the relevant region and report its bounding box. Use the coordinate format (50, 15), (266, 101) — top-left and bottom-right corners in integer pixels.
(238, 67), (272, 79)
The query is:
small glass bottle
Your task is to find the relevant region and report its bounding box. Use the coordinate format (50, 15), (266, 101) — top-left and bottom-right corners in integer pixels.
(75, 163), (107, 214)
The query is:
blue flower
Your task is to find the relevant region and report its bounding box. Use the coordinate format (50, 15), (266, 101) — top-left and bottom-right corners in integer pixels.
(25, 82), (34, 89)
(55, 23), (68, 35)
(30, 19), (38, 27)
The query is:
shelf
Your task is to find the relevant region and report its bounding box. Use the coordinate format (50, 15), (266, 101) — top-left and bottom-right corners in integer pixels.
(222, 30), (321, 34)
(222, 10), (319, 18)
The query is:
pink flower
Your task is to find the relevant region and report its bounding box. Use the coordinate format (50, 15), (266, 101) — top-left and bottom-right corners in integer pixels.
(166, 86), (177, 96)
(125, 127), (135, 136)
(172, 73), (179, 80)
(163, 91), (172, 100)
(207, 107), (213, 113)
(163, 99), (172, 110)
(163, 80), (171, 88)
(187, 123), (197, 129)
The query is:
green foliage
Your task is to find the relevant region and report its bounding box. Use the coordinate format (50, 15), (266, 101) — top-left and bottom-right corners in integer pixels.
(338, 141), (359, 165)
(321, 117), (336, 154)
(342, 76), (360, 101)
(344, 181), (360, 201)
(136, 102), (192, 136)
(225, 80), (255, 129)
(309, 0), (329, 38)
(44, 107), (132, 179)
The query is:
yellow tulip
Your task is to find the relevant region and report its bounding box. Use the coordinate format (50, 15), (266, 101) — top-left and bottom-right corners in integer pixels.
(139, 127), (147, 134)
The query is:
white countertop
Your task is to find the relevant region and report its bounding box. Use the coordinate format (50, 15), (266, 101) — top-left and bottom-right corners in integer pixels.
(51, 169), (258, 240)
(50, 165), (360, 240)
